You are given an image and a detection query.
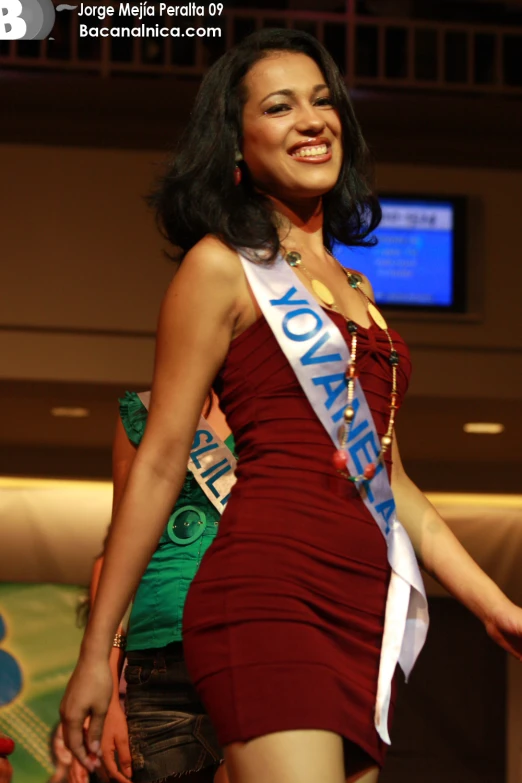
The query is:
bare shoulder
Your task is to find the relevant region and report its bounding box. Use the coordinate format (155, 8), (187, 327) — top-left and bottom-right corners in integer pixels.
(179, 235), (243, 287)
(160, 235), (244, 335)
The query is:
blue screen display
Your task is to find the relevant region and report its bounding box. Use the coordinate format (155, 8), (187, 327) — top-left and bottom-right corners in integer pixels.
(334, 199), (455, 307)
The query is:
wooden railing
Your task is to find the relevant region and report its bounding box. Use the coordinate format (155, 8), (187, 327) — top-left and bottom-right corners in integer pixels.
(1, 5), (521, 94)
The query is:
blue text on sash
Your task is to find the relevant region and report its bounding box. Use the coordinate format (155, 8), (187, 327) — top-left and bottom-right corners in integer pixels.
(268, 285), (394, 537)
(190, 429), (234, 507)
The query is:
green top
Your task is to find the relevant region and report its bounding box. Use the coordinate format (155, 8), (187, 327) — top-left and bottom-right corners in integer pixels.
(119, 391), (235, 651)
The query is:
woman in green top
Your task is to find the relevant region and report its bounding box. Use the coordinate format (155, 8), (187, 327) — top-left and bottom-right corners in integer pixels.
(97, 391), (234, 783)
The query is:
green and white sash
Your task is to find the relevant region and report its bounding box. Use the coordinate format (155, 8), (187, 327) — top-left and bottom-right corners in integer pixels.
(138, 391), (236, 512)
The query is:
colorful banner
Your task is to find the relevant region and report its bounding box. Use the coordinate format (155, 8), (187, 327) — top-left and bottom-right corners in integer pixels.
(0, 583), (84, 783)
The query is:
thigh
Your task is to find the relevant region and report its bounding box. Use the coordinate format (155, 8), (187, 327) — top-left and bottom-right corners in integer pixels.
(224, 729), (346, 783)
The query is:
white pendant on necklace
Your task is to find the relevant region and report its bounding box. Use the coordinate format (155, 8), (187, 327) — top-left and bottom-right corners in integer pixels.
(368, 301), (388, 330)
(311, 278), (335, 306)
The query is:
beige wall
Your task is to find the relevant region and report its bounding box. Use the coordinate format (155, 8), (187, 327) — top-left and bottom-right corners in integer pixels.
(2, 144), (522, 398)
(1, 144), (171, 385)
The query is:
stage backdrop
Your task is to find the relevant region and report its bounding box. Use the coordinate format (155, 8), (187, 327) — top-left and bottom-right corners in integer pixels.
(0, 583), (84, 783)
(1, 479), (521, 783)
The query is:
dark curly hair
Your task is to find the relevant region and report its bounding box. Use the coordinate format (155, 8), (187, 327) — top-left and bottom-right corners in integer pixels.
(149, 28), (381, 262)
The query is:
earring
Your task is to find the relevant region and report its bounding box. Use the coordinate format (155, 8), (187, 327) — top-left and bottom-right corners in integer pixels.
(234, 149), (243, 186)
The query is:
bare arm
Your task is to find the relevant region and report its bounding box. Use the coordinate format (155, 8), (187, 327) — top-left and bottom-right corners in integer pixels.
(89, 416), (138, 682)
(61, 237), (244, 768)
(359, 273), (522, 656)
(99, 417), (138, 783)
(84, 239), (241, 657)
(391, 437), (522, 659)
(73, 416), (137, 782)
(391, 439), (507, 623)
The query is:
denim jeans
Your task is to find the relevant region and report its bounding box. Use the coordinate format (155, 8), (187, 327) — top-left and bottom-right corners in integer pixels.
(125, 642), (222, 782)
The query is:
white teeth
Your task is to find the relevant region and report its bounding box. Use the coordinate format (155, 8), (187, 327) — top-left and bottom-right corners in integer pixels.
(292, 144), (328, 158)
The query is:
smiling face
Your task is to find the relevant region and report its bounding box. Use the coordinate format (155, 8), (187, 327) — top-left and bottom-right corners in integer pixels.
(240, 51), (343, 202)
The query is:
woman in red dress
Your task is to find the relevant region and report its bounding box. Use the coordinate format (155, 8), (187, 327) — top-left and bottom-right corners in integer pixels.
(61, 29), (522, 783)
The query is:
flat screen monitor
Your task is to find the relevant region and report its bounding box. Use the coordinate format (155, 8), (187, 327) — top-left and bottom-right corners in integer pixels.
(333, 195), (467, 312)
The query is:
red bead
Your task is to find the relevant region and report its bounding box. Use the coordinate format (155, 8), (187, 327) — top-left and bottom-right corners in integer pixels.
(363, 462), (376, 480)
(332, 449), (348, 471)
(234, 165), (242, 186)
(0, 736), (15, 756)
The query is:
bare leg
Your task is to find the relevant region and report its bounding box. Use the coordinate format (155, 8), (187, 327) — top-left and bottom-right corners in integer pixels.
(224, 729), (345, 783)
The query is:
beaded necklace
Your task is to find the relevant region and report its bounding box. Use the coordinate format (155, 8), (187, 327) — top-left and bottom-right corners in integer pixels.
(284, 248), (399, 483)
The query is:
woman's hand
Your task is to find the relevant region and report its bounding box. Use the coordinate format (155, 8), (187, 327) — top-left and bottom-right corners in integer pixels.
(68, 757), (90, 783)
(60, 656), (112, 772)
(101, 696), (132, 783)
(484, 600), (522, 660)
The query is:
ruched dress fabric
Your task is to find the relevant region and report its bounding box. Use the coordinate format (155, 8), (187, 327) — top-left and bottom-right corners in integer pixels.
(182, 307), (411, 768)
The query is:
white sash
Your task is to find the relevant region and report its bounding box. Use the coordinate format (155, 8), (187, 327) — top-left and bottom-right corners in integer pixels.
(137, 392), (237, 513)
(238, 252), (429, 744)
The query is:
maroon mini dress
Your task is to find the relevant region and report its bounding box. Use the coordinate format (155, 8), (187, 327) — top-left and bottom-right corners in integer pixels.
(182, 307), (411, 767)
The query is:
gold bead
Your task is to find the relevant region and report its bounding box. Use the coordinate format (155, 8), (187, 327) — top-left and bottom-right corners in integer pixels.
(382, 435), (392, 447)
(344, 407), (355, 422)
